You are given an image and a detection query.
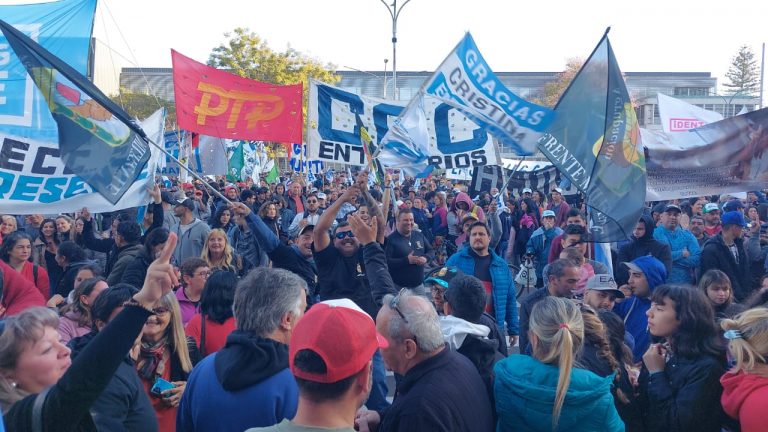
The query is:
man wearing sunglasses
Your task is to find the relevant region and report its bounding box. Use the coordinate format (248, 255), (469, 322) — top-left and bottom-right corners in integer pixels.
(313, 179), (389, 412)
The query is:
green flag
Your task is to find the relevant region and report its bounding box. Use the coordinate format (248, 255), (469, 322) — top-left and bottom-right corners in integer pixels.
(227, 142), (244, 182)
(265, 162), (279, 184)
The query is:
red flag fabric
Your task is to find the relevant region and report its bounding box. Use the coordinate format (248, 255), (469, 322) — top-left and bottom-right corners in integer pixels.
(172, 49), (303, 144)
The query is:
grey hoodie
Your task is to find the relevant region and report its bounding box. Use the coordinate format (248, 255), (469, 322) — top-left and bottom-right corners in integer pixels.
(171, 218), (211, 264)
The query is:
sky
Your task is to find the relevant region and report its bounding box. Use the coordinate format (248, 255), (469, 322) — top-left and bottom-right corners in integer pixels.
(7, 0), (768, 100)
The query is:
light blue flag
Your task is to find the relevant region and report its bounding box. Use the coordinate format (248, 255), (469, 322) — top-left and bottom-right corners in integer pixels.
(0, 0), (97, 140)
(325, 168), (334, 183)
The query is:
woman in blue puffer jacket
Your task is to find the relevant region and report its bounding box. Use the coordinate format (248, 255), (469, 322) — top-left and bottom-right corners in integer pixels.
(494, 297), (624, 432)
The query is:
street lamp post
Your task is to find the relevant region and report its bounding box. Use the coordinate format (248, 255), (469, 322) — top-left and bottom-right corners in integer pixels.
(383, 59), (389, 98)
(709, 90), (748, 118)
(380, 0), (411, 100)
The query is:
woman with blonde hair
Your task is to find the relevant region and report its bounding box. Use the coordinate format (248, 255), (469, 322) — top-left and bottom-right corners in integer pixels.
(136, 291), (199, 431)
(720, 308), (768, 432)
(494, 297), (623, 431)
(200, 229), (241, 274)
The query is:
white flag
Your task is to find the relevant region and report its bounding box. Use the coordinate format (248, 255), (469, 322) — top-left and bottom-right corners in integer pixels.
(194, 135), (229, 175)
(657, 93), (723, 134)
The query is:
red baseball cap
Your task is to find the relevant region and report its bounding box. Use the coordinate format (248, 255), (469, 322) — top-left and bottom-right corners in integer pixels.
(290, 299), (388, 383)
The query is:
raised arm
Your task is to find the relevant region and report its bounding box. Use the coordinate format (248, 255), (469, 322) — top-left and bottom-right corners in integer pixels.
(349, 215), (397, 306)
(314, 185), (359, 252)
(231, 202), (280, 254)
(80, 207), (114, 253)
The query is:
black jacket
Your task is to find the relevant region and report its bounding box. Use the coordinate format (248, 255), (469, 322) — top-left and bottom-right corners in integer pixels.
(81, 203), (163, 276)
(378, 348), (494, 432)
(56, 260), (91, 298)
(701, 233), (752, 301)
(69, 332), (158, 432)
(616, 215), (673, 285)
(120, 249), (153, 290)
(638, 352), (726, 432)
(3, 306), (152, 432)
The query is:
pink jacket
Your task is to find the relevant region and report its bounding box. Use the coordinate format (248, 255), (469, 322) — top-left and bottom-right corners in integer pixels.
(57, 311), (92, 344)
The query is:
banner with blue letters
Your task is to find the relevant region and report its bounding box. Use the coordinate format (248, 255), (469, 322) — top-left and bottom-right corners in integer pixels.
(307, 80), (500, 172)
(0, 109), (164, 214)
(377, 33), (555, 176)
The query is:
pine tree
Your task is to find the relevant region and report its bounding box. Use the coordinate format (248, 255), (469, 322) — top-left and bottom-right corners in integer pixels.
(723, 45), (759, 95)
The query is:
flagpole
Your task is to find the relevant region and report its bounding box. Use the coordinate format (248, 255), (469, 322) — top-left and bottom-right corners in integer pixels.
(496, 157), (527, 198)
(145, 136), (234, 207)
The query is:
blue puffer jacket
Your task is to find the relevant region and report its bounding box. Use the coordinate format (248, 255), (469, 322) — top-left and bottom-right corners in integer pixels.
(447, 246), (519, 335)
(494, 355), (624, 432)
(526, 226), (563, 278)
(653, 225), (700, 284)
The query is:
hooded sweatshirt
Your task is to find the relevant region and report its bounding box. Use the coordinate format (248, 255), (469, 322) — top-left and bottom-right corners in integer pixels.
(176, 331), (298, 432)
(494, 355), (624, 432)
(613, 255), (668, 363)
(720, 371), (768, 432)
(616, 215), (673, 285)
(440, 315), (501, 411)
(449, 192), (486, 229)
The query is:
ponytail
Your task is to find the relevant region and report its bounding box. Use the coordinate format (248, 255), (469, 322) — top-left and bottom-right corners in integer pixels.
(529, 297), (584, 430)
(553, 325), (574, 429)
(721, 308), (768, 375)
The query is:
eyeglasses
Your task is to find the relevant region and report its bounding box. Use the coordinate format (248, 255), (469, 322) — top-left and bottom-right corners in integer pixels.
(390, 288), (410, 323)
(335, 231), (355, 240)
(306, 200), (318, 204)
(194, 270), (211, 278)
(152, 306), (170, 315)
(389, 288), (418, 345)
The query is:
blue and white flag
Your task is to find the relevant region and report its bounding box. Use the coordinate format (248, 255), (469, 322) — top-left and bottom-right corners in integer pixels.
(0, 0), (96, 140)
(307, 80), (501, 174)
(378, 33), (555, 176)
(325, 168), (334, 183)
(308, 170), (317, 183)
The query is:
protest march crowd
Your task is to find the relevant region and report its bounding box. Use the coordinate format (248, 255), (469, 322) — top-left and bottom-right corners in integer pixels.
(0, 168), (767, 432)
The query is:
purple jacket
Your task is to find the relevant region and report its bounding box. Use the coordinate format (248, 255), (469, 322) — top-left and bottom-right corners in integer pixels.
(175, 288), (200, 326)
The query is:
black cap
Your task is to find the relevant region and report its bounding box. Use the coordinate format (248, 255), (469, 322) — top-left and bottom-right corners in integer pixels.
(651, 203), (666, 215)
(664, 204), (681, 213)
(175, 198), (195, 211)
(160, 191), (174, 204)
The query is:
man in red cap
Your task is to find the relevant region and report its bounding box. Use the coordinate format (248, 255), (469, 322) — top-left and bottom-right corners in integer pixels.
(247, 298), (387, 432)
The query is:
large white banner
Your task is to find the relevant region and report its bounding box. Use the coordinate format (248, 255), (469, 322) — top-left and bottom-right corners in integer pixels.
(0, 109), (165, 214)
(307, 80), (500, 171)
(657, 93), (723, 135)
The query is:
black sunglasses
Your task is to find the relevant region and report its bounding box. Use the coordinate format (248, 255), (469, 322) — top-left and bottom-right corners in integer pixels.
(335, 231), (355, 240)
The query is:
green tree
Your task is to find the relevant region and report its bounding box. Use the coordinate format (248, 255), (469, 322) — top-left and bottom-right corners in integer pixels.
(533, 57), (583, 108)
(723, 45), (759, 95)
(208, 27), (339, 124)
(110, 89), (177, 130)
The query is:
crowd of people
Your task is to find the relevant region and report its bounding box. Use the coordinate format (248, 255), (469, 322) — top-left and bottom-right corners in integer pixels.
(0, 168), (767, 432)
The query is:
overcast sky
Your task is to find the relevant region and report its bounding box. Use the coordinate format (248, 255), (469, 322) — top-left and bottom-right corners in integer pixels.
(10, 0), (767, 99)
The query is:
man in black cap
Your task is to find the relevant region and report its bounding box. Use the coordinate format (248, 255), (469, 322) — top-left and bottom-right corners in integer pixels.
(171, 197), (211, 264)
(652, 203), (700, 284)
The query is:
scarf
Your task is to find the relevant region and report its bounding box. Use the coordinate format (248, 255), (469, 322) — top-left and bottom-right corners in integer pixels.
(137, 336), (169, 380)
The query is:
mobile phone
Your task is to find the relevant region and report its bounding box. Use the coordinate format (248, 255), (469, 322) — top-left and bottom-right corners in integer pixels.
(150, 377), (175, 398)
